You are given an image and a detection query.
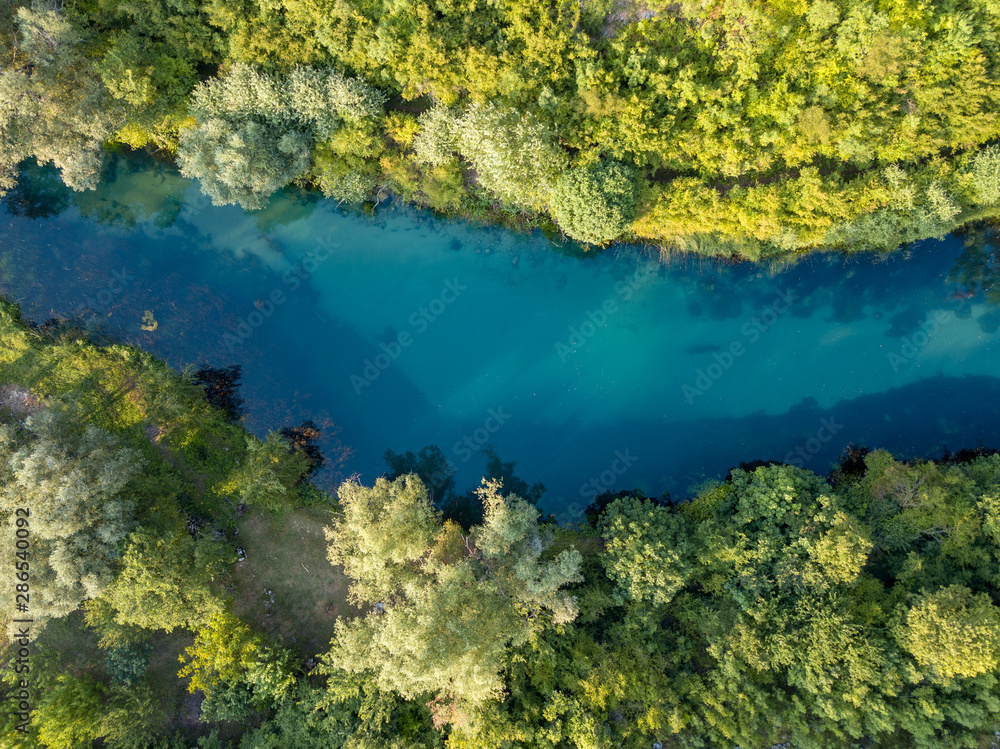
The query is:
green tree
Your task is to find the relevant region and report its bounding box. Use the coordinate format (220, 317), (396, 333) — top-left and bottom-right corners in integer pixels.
(289, 66), (386, 138)
(177, 115), (312, 210)
(448, 103), (566, 210)
(598, 496), (692, 606)
(178, 64), (387, 209)
(0, 6), (127, 195)
(324, 476), (581, 705)
(0, 403), (142, 626)
(94, 30), (198, 150)
(968, 145), (1000, 206)
(178, 611), (296, 709)
(894, 585), (1000, 682)
(219, 432), (309, 515)
(34, 674), (106, 749)
(413, 106), (459, 168)
(239, 679), (439, 749)
(101, 529), (225, 632)
(177, 64), (312, 210)
(549, 160), (637, 245)
(97, 682), (167, 749)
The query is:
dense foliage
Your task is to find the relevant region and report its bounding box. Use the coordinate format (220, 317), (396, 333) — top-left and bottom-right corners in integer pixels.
(1, 304), (1000, 748)
(549, 160), (638, 245)
(2, 0), (1000, 254)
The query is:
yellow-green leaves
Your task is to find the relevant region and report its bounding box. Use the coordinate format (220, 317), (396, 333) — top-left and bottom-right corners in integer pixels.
(326, 474), (441, 606)
(895, 585), (1000, 681)
(599, 496), (692, 606)
(178, 610), (296, 705)
(324, 475), (581, 706)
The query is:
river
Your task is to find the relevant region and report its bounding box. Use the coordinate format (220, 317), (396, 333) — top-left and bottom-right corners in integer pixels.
(2, 155), (999, 521)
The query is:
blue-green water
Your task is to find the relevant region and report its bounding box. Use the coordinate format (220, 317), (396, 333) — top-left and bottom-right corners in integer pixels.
(2, 158), (1000, 519)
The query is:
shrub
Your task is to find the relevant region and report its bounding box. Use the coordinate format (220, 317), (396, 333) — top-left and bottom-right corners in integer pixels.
(549, 160), (637, 245)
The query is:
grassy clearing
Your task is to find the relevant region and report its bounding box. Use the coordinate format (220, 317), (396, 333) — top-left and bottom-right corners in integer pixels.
(144, 630), (197, 732)
(549, 526), (604, 559)
(228, 506), (352, 659)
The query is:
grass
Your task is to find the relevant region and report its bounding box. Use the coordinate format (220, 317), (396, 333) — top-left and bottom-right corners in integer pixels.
(548, 526), (605, 560)
(144, 630), (201, 734)
(227, 506), (352, 659)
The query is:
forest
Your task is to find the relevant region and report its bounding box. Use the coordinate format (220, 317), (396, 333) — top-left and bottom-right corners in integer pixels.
(2, 0), (1000, 256)
(1, 299), (1000, 748)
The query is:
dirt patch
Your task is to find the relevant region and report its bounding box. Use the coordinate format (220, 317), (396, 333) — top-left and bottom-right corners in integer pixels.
(0, 384), (42, 417)
(144, 422), (167, 444)
(600, 0), (659, 39)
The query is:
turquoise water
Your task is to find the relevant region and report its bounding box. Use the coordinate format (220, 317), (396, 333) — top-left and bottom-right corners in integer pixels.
(2, 157), (1000, 520)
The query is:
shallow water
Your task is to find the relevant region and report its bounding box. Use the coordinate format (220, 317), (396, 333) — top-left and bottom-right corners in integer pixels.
(2, 157), (1000, 520)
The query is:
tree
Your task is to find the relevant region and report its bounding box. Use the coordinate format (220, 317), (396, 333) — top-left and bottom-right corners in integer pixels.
(443, 103), (566, 210)
(177, 63), (387, 209)
(413, 106), (459, 168)
(104, 642), (154, 687)
(177, 115), (313, 210)
(94, 29), (199, 150)
(0, 403), (143, 626)
(324, 476), (581, 705)
(288, 67), (386, 138)
(894, 585), (1000, 682)
(598, 496), (692, 606)
(0, 7), (127, 196)
(101, 529), (225, 632)
(178, 611), (296, 710)
(239, 680), (439, 749)
(968, 145), (1000, 206)
(34, 674), (106, 749)
(97, 682), (167, 749)
(549, 160), (637, 245)
(219, 432), (310, 515)
(177, 64), (312, 210)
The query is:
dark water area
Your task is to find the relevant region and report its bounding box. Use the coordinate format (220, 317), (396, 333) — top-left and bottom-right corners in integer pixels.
(2, 156), (999, 520)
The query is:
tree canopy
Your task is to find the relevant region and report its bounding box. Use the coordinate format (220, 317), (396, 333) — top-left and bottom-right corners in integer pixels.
(324, 476), (582, 706)
(2, 0), (999, 251)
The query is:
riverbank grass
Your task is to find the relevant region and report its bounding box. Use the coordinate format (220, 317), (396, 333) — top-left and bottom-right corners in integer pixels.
(228, 506), (350, 657)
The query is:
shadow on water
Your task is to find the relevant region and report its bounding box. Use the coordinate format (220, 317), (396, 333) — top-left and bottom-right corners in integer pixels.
(3, 161), (72, 219)
(521, 373), (1000, 509)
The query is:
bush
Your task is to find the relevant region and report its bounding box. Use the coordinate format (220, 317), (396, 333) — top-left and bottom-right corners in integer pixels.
(549, 160), (637, 245)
